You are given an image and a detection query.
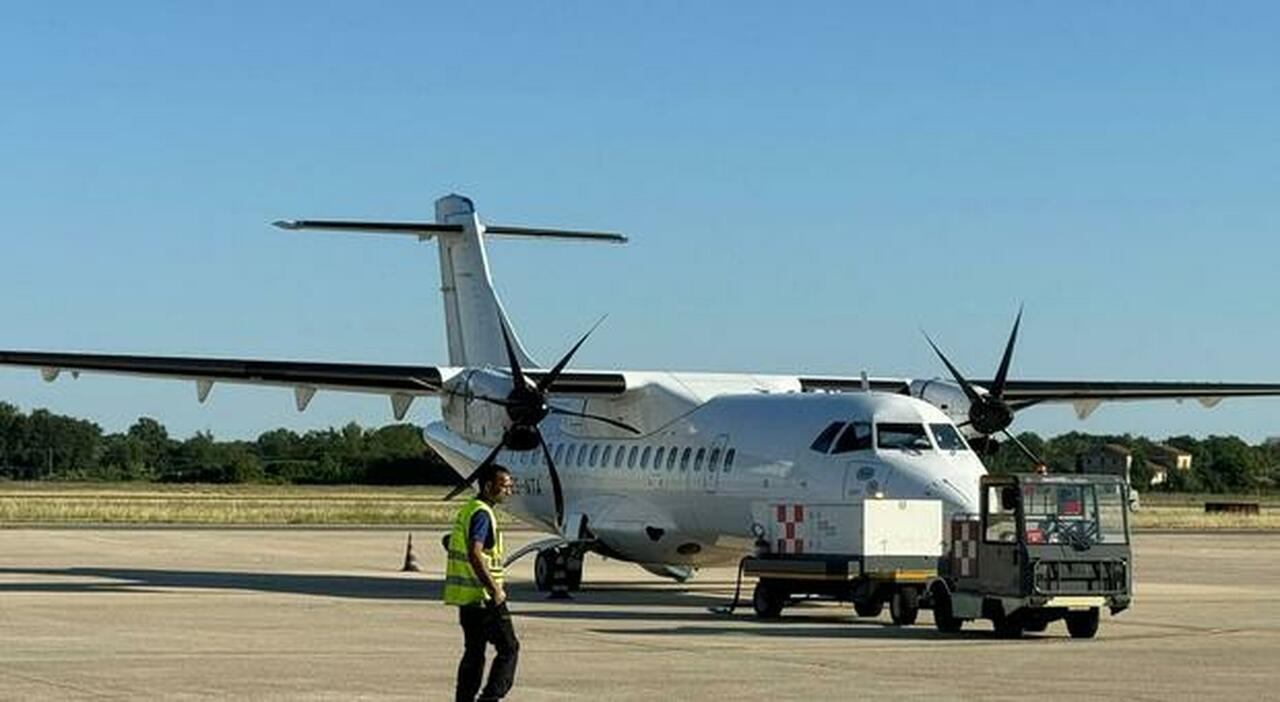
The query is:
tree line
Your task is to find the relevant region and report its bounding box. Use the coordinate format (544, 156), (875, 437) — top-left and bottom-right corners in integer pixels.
(984, 431), (1280, 493)
(0, 402), (1276, 491)
(0, 402), (457, 484)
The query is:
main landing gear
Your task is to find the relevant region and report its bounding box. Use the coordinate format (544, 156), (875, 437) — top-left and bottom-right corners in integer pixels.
(534, 546), (584, 594)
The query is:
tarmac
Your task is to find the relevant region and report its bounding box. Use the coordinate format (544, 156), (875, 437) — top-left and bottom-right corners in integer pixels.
(0, 528), (1276, 700)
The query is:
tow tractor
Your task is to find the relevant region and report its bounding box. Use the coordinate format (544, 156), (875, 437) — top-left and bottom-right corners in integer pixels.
(733, 472), (1132, 638)
(927, 472), (1132, 638)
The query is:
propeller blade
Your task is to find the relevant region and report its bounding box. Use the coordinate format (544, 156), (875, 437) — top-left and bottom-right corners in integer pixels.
(537, 431), (565, 530)
(536, 315), (607, 394)
(923, 332), (983, 405)
(443, 432), (509, 501)
(547, 406), (641, 434)
(990, 305), (1024, 399)
(1001, 428), (1046, 468)
(497, 318), (527, 391)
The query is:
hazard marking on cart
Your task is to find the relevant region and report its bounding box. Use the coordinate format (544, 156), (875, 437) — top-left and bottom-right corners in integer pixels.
(951, 518), (980, 577)
(774, 504), (805, 554)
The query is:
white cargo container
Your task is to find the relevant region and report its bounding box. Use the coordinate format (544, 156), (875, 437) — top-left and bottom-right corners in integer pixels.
(751, 498), (943, 558)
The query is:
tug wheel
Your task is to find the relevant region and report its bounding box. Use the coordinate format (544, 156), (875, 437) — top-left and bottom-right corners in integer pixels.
(1065, 608), (1100, 639)
(890, 588), (920, 626)
(752, 580), (785, 620)
(854, 600), (884, 618)
(931, 587), (964, 634)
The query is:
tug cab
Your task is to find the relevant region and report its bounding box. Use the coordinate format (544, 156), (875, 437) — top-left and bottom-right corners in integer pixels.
(929, 472), (1132, 638)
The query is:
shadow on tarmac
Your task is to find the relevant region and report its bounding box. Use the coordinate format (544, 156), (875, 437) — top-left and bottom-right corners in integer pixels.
(0, 568), (1016, 640)
(0, 567), (441, 600)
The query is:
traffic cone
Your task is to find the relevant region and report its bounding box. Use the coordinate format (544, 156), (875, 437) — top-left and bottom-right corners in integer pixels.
(401, 533), (422, 572)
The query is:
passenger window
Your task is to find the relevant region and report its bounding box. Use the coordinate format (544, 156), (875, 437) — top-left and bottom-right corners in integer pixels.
(654, 447), (665, 470)
(576, 444), (587, 468)
(627, 446), (638, 468)
(589, 444), (600, 467)
(832, 422), (873, 454)
(709, 448), (721, 470)
(680, 447), (692, 471)
(553, 443), (565, 465)
(601, 445), (613, 468)
(810, 421), (845, 453)
(564, 444), (576, 467)
(724, 448), (736, 471)
(641, 446), (652, 469)
(694, 448), (706, 471)
(667, 447), (678, 471)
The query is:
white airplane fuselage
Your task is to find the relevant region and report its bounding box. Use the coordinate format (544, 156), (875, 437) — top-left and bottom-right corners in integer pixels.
(425, 371), (986, 568)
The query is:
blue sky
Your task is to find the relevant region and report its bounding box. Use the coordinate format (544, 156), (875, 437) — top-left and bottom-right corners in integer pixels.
(1, 2), (1277, 441)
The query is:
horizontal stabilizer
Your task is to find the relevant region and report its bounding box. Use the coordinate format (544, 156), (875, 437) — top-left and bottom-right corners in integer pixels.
(273, 219), (626, 243)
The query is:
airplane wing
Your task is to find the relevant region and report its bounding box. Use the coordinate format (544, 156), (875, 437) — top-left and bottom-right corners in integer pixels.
(804, 373), (1280, 420)
(0, 350), (626, 418)
(994, 379), (1280, 418)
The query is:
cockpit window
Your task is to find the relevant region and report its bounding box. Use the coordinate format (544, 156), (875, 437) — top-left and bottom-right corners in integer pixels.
(832, 421), (873, 454)
(877, 423), (932, 451)
(810, 421), (845, 453)
(930, 423), (969, 452)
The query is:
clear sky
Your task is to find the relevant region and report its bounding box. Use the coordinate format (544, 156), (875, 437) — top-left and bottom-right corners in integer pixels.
(1, 2), (1277, 442)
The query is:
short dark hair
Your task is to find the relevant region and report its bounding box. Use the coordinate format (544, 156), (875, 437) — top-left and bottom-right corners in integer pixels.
(477, 464), (512, 490)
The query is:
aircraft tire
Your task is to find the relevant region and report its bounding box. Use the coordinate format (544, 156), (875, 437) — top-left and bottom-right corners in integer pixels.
(565, 555), (583, 591)
(1065, 608), (1100, 639)
(752, 581), (784, 620)
(533, 550), (552, 592)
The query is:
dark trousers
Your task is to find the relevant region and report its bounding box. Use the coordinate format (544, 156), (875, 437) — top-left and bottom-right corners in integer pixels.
(456, 602), (519, 702)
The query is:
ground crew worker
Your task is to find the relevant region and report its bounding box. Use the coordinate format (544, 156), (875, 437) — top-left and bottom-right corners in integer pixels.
(444, 464), (519, 702)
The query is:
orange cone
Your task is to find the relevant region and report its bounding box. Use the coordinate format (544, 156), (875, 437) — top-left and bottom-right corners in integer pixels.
(401, 533), (422, 572)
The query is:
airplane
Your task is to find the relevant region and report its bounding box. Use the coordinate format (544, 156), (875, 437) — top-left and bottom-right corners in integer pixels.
(4, 193), (1280, 590)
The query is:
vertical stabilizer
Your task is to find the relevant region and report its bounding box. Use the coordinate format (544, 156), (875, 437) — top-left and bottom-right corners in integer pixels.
(435, 195), (539, 369)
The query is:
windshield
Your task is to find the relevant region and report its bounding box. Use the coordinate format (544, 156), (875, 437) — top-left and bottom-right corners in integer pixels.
(930, 423), (969, 451)
(876, 423), (932, 451)
(1022, 482), (1128, 547)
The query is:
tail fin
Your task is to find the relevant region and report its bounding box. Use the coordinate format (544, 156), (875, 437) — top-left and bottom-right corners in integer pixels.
(274, 194), (626, 369)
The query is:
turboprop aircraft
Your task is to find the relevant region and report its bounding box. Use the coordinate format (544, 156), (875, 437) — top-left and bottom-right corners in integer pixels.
(4, 193), (1280, 589)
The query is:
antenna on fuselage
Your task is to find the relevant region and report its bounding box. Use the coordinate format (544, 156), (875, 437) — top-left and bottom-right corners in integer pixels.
(860, 370), (871, 392)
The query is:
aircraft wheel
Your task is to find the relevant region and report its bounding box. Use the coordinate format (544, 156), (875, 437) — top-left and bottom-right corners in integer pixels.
(854, 600), (884, 618)
(565, 553), (584, 591)
(533, 550), (552, 592)
(890, 588), (920, 626)
(752, 580), (785, 620)
(1065, 608), (1100, 639)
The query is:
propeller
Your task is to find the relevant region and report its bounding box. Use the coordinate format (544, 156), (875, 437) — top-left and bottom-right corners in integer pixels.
(923, 306), (1047, 468)
(441, 317), (640, 530)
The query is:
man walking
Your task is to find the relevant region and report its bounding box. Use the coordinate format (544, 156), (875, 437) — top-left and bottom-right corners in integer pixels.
(444, 465), (519, 702)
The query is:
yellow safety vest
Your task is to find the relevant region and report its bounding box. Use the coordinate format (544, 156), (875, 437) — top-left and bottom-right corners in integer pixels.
(443, 497), (505, 606)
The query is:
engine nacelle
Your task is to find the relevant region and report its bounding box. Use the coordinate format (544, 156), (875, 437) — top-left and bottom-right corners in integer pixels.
(441, 369), (517, 445)
(909, 378), (984, 433)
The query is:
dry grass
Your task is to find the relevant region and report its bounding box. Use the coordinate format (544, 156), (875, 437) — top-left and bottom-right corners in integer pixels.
(0, 483), (461, 525)
(0, 482), (1274, 529)
(1133, 493), (1278, 530)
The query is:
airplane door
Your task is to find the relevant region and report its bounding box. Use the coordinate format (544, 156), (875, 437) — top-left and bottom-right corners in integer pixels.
(704, 434), (729, 494)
